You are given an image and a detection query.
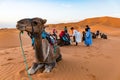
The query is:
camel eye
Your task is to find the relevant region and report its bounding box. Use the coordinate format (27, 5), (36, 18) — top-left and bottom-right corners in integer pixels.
(32, 21), (38, 26)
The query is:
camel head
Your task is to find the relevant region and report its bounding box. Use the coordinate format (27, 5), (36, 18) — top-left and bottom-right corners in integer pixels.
(16, 17), (47, 33)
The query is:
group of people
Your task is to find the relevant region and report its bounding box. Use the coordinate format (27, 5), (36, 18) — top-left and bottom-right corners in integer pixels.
(70, 25), (92, 46)
(30, 25), (93, 47)
(55, 25), (93, 46)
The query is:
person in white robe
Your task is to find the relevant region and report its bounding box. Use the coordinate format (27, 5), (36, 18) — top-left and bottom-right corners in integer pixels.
(70, 27), (81, 45)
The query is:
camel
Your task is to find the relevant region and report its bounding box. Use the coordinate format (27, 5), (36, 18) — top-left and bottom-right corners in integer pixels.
(100, 33), (108, 39)
(16, 17), (62, 74)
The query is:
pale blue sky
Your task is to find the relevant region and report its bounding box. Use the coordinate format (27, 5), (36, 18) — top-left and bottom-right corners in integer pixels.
(0, 0), (120, 28)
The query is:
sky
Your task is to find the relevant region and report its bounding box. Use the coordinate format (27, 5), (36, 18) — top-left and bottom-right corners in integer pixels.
(0, 0), (120, 28)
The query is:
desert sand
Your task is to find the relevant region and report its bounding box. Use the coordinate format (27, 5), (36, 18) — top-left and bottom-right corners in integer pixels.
(0, 17), (120, 80)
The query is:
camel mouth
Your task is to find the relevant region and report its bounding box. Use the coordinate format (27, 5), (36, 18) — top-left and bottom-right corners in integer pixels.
(16, 25), (26, 31)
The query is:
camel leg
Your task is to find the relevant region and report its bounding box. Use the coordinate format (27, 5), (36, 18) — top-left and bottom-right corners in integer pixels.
(28, 63), (44, 75)
(56, 54), (62, 62)
(43, 61), (56, 73)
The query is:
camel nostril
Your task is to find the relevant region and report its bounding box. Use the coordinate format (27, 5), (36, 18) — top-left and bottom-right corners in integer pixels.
(16, 25), (25, 31)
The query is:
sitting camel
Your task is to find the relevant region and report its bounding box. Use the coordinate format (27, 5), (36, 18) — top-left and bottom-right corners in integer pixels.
(100, 33), (107, 39)
(16, 17), (62, 74)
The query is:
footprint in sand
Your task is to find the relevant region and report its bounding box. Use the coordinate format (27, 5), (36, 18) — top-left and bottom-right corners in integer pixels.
(86, 50), (91, 53)
(97, 53), (104, 56)
(87, 74), (97, 80)
(81, 66), (89, 72)
(1, 62), (13, 66)
(0, 51), (10, 55)
(104, 56), (112, 59)
(83, 56), (89, 59)
(81, 66), (85, 70)
(5, 51), (10, 54)
(72, 54), (81, 57)
(88, 54), (95, 57)
(24, 50), (28, 53)
(85, 68), (89, 71)
(7, 58), (14, 61)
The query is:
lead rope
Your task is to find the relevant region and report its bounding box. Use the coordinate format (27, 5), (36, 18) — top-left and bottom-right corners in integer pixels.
(19, 31), (32, 80)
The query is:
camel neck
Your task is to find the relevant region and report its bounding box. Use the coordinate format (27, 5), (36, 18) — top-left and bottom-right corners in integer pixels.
(34, 34), (44, 62)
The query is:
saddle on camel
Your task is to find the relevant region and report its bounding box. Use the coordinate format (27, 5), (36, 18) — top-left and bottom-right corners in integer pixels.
(16, 17), (62, 74)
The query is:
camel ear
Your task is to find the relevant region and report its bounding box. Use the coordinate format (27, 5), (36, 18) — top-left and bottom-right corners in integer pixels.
(42, 19), (47, 24)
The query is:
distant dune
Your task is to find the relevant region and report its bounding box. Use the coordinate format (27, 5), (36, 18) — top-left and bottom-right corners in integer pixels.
(47, 16), (120, 36)
(48, 16), (120, 29)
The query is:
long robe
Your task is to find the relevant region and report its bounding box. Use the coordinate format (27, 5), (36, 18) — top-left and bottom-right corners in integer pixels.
(72, 30), (81, 43)
(84, 29), (92, 46)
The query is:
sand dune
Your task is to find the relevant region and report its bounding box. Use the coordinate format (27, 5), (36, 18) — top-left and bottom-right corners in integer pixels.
(0, 34), (120, 80)
(0, 17), (120, 80)
(48, 16), (120, 30)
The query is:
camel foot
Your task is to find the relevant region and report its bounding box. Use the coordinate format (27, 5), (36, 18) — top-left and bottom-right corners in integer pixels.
(43, 67), (51, 73)
(28, 63), (44, 75)
(43, 62), (56, 73)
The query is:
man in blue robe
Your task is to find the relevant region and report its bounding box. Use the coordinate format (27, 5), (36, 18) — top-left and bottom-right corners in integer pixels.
(84, 26), (92, 46)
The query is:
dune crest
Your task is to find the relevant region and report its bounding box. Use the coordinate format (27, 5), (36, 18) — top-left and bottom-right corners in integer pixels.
(48, 16), (120, 29)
